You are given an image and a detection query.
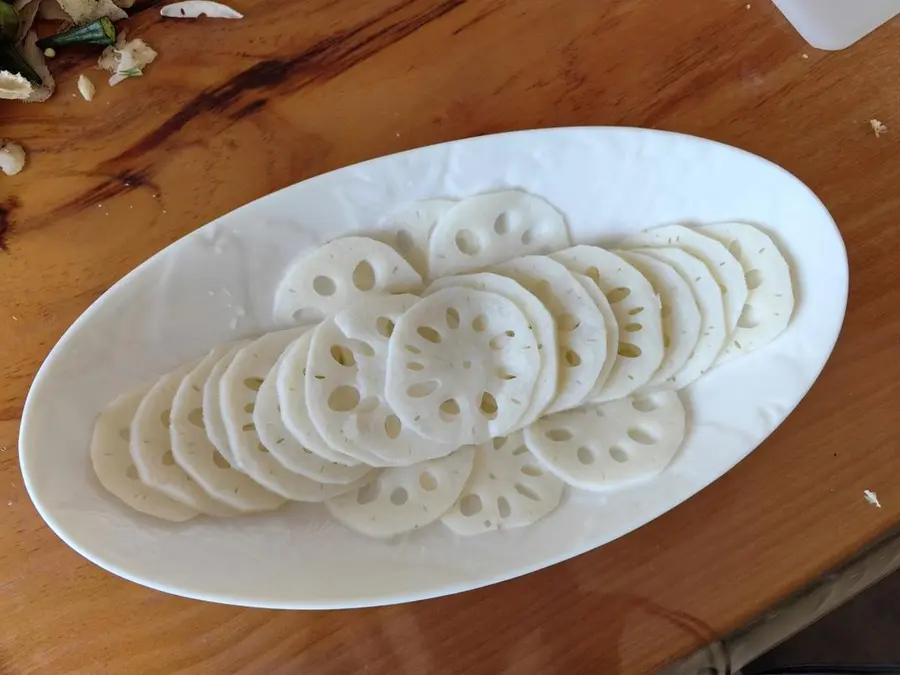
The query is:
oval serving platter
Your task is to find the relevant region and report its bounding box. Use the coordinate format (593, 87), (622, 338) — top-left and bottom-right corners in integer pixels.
(20, 127), (848, 609)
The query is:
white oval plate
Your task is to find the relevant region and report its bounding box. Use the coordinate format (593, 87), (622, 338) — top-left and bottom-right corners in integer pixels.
(20, 128), (847, 609)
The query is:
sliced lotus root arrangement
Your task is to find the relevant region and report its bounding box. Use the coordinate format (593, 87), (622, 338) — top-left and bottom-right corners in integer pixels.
(220, 329), (376, 501)
(130, 362), (237, 516)
(307, 294), (458, 466)
(570, 273), (619, 400)
(524, 391), (686, 491)
(425, 273), (559, 427)
(428, 190), (570, 278)
(636, 247), (727, 387)
(375, 199), (456, 279)
(91, 189), (795, 538)
(696, 223), (794, 359)
(326, 446), (475, 538)
(91, 388), (198, 522)
(273, 236), (423, 324)
(170, 344), (285, 513)
(442, 431), (564, 535)
(276, 331), (364, 467)
(615, 250), (701, 391)
(384, 287), (541, 446)
(493, 255), (608, 414)
(255, 356), (372, 485)
(201, 342), (248, 467)
(551, 246), (664, 401)
(620, 224), (748, 334)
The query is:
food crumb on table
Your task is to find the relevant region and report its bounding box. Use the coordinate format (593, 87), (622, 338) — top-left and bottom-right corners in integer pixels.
(870, 119), (888, 138)
(0, 140), (26, 176)
(77, 74), (96, 102)
(864, 489), (882, 509)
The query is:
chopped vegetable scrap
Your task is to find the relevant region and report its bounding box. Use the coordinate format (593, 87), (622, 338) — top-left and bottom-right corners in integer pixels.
(160, 1), (243, 19)
(2, 0), (246, 172)
(0, 140), (26, 176)
(98, 36), (157, 86)
(77, 72), (94, 100)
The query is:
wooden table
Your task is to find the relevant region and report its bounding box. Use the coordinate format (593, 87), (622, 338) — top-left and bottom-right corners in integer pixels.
(2, 1), (898, 673)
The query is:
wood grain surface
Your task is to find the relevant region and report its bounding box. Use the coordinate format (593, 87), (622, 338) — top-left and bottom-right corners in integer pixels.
(2, 1), (899, 673)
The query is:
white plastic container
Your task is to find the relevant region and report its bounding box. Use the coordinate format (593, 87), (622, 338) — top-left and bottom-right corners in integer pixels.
(772, 0), (900, 50)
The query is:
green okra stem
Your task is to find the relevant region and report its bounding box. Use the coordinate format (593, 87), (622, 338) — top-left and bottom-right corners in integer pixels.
(36, 16), (116, 49)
